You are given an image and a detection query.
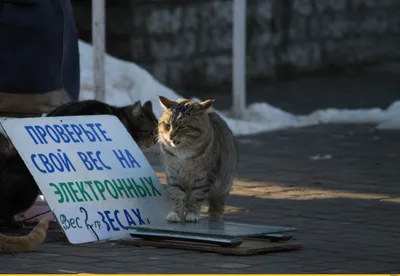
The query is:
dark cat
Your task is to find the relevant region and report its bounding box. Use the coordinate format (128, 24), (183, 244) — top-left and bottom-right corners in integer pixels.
(46, 99), (159, 150)
(0, 140), (40, 228)
(0, 99), (158, 228)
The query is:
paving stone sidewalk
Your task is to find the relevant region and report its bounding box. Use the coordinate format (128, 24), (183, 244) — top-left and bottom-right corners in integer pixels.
(1, 123), (399, 274)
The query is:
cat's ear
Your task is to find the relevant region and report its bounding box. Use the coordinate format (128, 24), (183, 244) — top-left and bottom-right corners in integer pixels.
(198, 99), (215, 112)
(130, 101), (142, 115)
(143, 100), (153, 110)
(158, 96), (174, 110)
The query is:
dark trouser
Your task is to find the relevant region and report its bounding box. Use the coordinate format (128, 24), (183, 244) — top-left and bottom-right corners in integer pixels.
(0, 0), (80, 116)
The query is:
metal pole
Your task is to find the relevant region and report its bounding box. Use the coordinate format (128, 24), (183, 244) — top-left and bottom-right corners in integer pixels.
(232, 0), (247, 119)
(92, 0), (106, 102)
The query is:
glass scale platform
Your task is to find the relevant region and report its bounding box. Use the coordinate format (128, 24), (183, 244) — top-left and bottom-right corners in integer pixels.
(128, 220), (297, 247)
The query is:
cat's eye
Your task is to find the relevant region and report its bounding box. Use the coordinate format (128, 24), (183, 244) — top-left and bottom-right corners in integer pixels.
(164, 123), (170, 130)
(139, 113), (144, 119)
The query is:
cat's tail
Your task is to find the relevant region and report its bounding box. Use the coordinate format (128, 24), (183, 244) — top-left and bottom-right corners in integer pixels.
(0, 218), (49, 253)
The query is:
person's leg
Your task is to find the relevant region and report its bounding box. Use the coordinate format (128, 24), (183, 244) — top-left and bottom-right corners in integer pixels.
(0, 0), (80, 117)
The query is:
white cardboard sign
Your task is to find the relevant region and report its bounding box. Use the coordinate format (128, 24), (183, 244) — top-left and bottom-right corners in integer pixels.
(1, 115), (171, 244)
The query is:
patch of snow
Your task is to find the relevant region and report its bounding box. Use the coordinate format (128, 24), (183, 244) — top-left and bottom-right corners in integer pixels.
(376, 101), (400, 130)
(309, 154), (332, 161)
(79, 40), (179, 119)
(376, 119), (400, 130)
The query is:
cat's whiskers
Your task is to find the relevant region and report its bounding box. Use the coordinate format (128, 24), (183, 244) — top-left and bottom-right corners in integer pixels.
(152, 133), (162, 144)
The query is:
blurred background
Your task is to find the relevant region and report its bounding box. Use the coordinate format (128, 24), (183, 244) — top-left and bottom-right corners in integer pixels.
(71, 0), (400, 114)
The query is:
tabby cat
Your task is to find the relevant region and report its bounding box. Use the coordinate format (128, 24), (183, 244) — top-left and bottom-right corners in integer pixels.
(157, 96), (238, 223)
(0, 99), (158, 228)
(0, 218), (49, 253)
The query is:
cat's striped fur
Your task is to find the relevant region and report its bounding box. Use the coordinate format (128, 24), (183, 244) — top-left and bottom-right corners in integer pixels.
(158, 96), (238, 223)
(0, 218), (49, 253)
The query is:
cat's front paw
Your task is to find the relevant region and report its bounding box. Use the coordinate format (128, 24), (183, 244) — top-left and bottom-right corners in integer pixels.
(166, 211), (181, 223)
(185, 212), (200, 223)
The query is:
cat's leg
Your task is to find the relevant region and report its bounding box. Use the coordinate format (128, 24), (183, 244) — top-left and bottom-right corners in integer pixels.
(165, 175), (187, 223)
(185, 179), (211, 223)
(184, 201), (202, 223)
(208, 194), (227, 221)
(208, 178), (232, 221)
